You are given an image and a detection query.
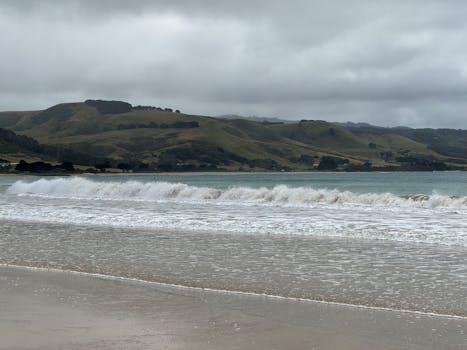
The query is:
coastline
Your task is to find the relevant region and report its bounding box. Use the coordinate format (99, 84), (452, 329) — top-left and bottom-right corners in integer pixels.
(1, 265), (466, 350)
(1, 169), (466, 177)
(4, 263), (466, 320)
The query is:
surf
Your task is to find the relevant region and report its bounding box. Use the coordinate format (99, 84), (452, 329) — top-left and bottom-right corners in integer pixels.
(7, 177), (467, 209)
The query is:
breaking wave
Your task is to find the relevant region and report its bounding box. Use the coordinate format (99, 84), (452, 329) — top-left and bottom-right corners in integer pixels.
(6, 177), (467, 209)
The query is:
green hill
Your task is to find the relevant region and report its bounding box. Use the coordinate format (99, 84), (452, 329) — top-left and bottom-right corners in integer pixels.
(0, 125), (109, 169)
(339, 123), (467, 166)
(0, 127), (50, 162)
(1, 100), (466, 172)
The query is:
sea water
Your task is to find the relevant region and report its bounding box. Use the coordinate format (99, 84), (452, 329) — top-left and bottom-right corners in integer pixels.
(0, 172), (466, 316)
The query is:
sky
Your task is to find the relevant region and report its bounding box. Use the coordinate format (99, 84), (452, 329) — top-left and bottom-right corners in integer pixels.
(1, 0), (467, 128)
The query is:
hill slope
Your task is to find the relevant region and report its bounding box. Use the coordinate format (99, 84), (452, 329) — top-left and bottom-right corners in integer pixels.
(0, 126), (107, 167)
(1, 100), (466, 171)
(0, 127), (51, 162)
(339, 123), (467, 166)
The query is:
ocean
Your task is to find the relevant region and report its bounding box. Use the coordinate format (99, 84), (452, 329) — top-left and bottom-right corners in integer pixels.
(0, 172), (466, 317)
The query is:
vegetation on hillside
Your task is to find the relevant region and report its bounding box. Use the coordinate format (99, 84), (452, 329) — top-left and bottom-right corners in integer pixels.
(1, 100), (466, 173)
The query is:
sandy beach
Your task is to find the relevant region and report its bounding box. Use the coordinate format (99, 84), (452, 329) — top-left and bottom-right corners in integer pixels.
(0, 266), (465, 350)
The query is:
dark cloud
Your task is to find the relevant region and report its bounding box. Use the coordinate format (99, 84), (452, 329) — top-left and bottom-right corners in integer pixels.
(1, 0), (467, 127)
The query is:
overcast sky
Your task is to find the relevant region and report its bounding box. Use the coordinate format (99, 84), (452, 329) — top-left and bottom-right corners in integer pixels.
(1, 0), (467, 128)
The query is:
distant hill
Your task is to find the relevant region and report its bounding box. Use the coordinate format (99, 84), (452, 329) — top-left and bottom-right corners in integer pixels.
(217, 114), (291, 124)
(1, 99), (466, 172)
(338, 123), (467, 165)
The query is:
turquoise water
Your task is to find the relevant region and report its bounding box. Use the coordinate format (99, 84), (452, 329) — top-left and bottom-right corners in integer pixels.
(3, 171), (466, 195)
(149, 172), (467, 195)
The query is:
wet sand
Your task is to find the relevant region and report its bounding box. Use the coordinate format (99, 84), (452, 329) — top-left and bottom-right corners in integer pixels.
(0, 266), (465, 350)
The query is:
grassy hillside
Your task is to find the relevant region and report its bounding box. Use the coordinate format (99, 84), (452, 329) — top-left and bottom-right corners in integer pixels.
(1, 100), (466, 172)
(340, 123), (467, 165)
(0, 126), (107, 168)
(0, 127), (51, 162)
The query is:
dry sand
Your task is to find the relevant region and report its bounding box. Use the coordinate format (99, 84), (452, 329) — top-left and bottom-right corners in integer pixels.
(0, 266), (465, 350)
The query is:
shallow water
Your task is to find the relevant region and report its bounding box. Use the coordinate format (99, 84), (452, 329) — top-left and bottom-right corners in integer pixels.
(0, 173), (466, 316)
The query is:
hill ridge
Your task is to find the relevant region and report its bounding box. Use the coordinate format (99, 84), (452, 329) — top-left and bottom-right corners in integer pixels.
(1, 100), (466, 172)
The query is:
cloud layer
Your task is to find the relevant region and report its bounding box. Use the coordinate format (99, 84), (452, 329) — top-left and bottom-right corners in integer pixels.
(1, 0), (467, 127)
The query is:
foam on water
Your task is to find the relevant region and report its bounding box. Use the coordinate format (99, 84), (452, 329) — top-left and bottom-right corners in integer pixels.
(1, 176), (466, 246)
(6, 177), (467, 209)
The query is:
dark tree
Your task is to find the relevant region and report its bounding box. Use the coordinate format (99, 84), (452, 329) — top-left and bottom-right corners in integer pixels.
(117, 162), (132, 172)
(85, 100), (132, 114)
(318, 156), (338, 170)
(15, 160), (54, 173)
(58, 161), (75, 172)
(95, 161), (111, 172)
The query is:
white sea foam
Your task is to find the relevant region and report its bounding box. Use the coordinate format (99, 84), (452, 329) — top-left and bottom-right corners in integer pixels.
(6, 177), (467, 209)
(4, 177), (467, 246)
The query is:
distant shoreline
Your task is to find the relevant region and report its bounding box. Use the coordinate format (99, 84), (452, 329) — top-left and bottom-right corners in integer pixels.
(1, 169), (466, 177)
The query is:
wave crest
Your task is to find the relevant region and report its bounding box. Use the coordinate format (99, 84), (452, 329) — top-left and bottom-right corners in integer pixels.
(6, 177), (467, 208)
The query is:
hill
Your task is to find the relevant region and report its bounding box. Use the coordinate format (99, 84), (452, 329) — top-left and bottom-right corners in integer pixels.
(338, 123), (467, 167)
(1, 100), (466, 172)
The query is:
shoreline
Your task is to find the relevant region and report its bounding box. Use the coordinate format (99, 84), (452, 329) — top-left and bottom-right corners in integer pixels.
(1, 265), (466, 350)
(3, 263), (465, 320)
(1, 169), (467, 177)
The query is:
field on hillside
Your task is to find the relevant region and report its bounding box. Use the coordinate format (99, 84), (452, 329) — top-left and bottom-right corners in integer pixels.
(1, 100), (466, 172)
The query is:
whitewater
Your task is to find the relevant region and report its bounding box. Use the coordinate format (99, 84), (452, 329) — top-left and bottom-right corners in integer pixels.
(2, 175), (467, 246)
(6, 176), (467, 208)
(0, 172), (466, 316)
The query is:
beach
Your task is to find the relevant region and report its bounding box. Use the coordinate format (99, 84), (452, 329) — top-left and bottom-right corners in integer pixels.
(1, 266), (465, 350)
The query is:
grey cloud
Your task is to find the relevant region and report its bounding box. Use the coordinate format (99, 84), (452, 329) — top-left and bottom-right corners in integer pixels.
(1, 0), (467, 127)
